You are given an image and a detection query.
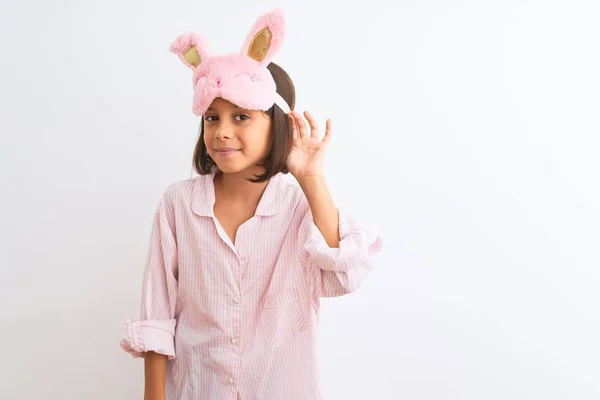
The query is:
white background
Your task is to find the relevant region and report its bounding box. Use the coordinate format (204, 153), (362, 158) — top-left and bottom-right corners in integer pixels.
(1, 0), (599, 399)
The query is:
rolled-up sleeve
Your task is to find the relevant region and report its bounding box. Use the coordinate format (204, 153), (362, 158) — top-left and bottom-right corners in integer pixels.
(298, 207), (383, 299)
(120, 195), (178, 360)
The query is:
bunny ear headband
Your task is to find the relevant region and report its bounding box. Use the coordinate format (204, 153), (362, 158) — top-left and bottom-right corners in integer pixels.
(169, 9), (291, 116)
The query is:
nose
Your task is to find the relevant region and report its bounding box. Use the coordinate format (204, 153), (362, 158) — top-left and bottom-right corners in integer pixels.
(215, 121), (234, 140)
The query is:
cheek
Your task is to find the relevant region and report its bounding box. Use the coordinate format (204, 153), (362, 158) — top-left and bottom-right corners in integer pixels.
(239, 125), (271, 153)
(256, 122), (272, 152)
(248, 132), (271, 156)
(203, 129), (214, 148)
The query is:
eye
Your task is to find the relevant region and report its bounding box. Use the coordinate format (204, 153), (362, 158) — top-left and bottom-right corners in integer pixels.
(205, 115), (218, 122)
(235, 114), (250, 121)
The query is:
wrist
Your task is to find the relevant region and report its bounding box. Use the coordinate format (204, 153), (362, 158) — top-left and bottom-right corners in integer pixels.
(297, 173), (326, 189)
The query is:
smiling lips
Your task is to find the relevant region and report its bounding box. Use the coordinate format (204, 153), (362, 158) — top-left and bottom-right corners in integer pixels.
(215, 147), (240, 156)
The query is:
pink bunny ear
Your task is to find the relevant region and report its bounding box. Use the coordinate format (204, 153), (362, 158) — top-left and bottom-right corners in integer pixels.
(240, 9), (285, 65)
(169, 32), (209, 70)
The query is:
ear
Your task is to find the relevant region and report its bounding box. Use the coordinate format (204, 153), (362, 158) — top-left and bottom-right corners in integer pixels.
(169, 32), (209, 70)
(240, 9), (285, 65)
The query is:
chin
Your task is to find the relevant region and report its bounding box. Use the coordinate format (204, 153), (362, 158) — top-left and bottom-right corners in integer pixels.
(216, 165), (242, 174)
(214, 161), (266, 177)
(214, 162), (251, 174)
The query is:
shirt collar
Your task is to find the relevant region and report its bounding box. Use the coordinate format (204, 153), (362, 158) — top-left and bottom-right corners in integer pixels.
(191, 172), (285, 217)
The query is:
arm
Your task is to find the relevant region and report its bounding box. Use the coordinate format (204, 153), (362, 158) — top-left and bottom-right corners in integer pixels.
(298, 174), (340, 248)
(296, 174), (382, 298)
(144, 352), (167, 400)
(288, 110), (382, 298)
(120, 192), (179, 395)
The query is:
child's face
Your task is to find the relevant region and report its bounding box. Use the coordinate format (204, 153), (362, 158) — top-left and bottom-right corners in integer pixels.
(203, 97), (272, 175)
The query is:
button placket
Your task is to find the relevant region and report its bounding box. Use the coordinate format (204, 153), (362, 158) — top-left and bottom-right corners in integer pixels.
(230, 288), (242, 382)
(230, 251), (245, 389)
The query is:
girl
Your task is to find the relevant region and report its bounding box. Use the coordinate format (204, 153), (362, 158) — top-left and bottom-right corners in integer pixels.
(120, 9), (383, 400)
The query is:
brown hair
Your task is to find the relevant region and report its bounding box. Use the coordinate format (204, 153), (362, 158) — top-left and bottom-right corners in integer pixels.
(192, 62), (296, 182)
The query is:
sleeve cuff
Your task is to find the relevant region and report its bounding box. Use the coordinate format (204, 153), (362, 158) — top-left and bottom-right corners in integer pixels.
(120, 318), (177, 360)
(305, 209), (383, 272)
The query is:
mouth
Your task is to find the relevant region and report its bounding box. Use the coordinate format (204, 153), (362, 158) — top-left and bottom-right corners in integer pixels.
(214, 148), (240, 156)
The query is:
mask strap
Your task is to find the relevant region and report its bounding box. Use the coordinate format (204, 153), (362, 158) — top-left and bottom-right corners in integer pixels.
(273, 92), (291, 114)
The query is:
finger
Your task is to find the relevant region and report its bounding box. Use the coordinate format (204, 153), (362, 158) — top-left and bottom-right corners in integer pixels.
(322, 118), (332, 144)
(288, 114), (299, 138)
(304, 111), (319, 139)
(292, 111), (308, 138)
(290, 113), (302, 140)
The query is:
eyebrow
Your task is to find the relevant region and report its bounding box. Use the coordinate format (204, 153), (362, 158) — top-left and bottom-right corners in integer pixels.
(206, 104), (244, 112)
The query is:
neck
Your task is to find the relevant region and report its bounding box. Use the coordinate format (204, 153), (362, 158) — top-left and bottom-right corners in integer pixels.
(214, 168), (269, 203)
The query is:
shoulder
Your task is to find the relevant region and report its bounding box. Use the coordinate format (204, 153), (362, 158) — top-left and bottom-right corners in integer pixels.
(157, 174), (211, 212)
(163, 177), (199, 200)
(275, 173), (310, 214)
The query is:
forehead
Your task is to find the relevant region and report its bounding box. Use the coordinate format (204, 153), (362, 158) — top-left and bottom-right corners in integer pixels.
(205, 97), (268, 116)
(207, 97), (238, 111)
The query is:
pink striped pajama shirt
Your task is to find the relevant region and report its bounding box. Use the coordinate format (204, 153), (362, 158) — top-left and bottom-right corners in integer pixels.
(120, 171), (383, 399)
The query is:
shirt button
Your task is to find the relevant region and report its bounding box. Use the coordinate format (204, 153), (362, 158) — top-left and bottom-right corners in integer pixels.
(229, 377), (235, 384)
(231, 337), (238, 344)
(232, 297), (241, 303)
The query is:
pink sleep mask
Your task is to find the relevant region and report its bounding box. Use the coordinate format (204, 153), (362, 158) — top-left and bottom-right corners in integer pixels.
(169, 9), (290, 116)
